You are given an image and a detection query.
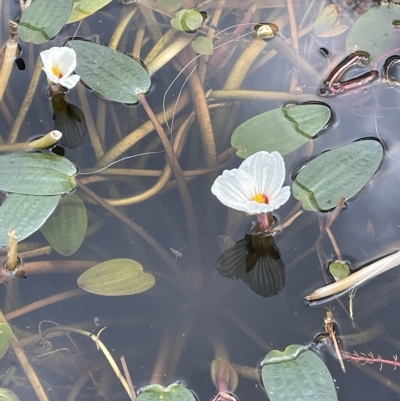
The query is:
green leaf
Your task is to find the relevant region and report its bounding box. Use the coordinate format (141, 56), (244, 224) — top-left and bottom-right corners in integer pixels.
(0, 388), (20, 401)
(261, 344), (338, 401)
(156, 0), (183, 10)
(0, 194), (61, 246)
(318, 25), (348, 38)
(77, 258), (156, 296)
(171, 9), (204, 32)
(0, 323), (12, 360)
(314, 4), (338, 36)
(67, 41), (151, 104)
(231, 104), (331, 158)
(292, 140), (383, 211)
(41, 194), (87, 256)
(68, 0), (113, 23)
(18, 0), (73, 44)
(0, 153), (76, 196)
(346, 6), (400, 61)
(137, 383), (197, 401)
(192, 36), (214, 55)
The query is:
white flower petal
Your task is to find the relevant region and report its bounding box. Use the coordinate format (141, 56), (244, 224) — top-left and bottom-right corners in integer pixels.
(40, 47), (78, 88)
(60, 74), (80, 89)
(211, 151), (290, 214)
(239, 151), (286, 198)
(242, 200), (277, 214)
(260, 152), (286, 198)
(269, 186), (291, 208)
(211, 169), (256, 212)
(57, 47), (77, 76)
(41, 66), (59, 84)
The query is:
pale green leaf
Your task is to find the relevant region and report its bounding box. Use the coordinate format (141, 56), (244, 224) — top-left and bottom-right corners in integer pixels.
(0, 153), (76, 195)
(346, 6), (400, 61)
(0, 388), (20, 401)
(192, 36), (214, 55)
(137, 383), (197, 401)
(231, 104), (331, 158)
(0, 194), (61, 246)
(77, 258), (156, 296)
(314, 5), (338, 36)
(261, 344), (338, 401)
(41, 194), (87, 256)
(292, 140), (383, 211)
(67, 41), (151, 103)
(19, 0), (73, 44)
(171, 9), (203, 32)
(156, 0), (183, 11)
(318, 24), (348, 38)
(68, 0), (113, 23)
(0, 323), (12, 360)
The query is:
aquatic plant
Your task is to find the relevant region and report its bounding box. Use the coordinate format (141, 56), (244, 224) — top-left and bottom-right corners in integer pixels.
(211, 151), (290, 230)
(40, 47), (80, 89)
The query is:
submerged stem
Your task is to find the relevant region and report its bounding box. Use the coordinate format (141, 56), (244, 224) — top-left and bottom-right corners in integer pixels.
(0, 309), (50, 401)
(0, 21), (18, 106)
(139, 94), (201, 270)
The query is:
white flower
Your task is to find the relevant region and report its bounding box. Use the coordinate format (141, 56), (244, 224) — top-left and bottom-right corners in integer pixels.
(40, 47), (80, 89)
(211, 151), (291, 214)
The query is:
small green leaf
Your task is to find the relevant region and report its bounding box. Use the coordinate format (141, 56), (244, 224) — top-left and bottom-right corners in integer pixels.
(0, 194), (61, 246)
(67, 41), (151, 103)
(0, 153), (76, 195)
(156, 0), (183, 10)
(0, 323), (12, 360)
(292, 140), (383, 211)
(192, 36), (214, 55)
(19, 0), (73, 44)
(137, 383), (197, 401)
(77, 259), (156, 296)
(68, 0), (113, 23)
(329, 261), (351, 281)
(0, 388), (20, 401)
(261, 344), (338, 401)
(231, 104), (331, 158)
(171, 9), (204, 33)
(314, 5), (338, 36)
(346, 6), (400, 61)
(41, 194), (87, 256)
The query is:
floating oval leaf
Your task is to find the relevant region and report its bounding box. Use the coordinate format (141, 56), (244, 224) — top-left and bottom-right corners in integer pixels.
(261, 344), (338, 401)
(346, 6), (400, 61)
(314, 4), (338, 36)
(0, 323), (12, 360)
(77, 258), (155, 296)
(18, 0), (73, 44)
(192, 36), (214, 55)
(231, 104), (331, 158)
(0, 194), (60, 246)
(67, 41), (151, 103)
(156, 0), (183, 10)
(41, 194), (87, 256)
(0, 153), (76, 195)
(137, 383), (197, 401)
(68, 0), (113, 23)
(292, 140), (383, 211)
(171, 9), (204, 33)
(0, 388), (20, 401)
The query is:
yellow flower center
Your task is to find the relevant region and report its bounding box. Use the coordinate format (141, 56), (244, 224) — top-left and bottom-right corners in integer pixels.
(252, 193), (268, 204)
(51, 65), (63, 78)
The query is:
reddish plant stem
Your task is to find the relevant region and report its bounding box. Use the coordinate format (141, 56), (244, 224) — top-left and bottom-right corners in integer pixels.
(341, 351), (400, 370)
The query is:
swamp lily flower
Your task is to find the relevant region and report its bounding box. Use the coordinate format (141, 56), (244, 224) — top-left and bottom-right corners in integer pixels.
(211, 151), (290, 225)
(40, 47), (80, 89)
